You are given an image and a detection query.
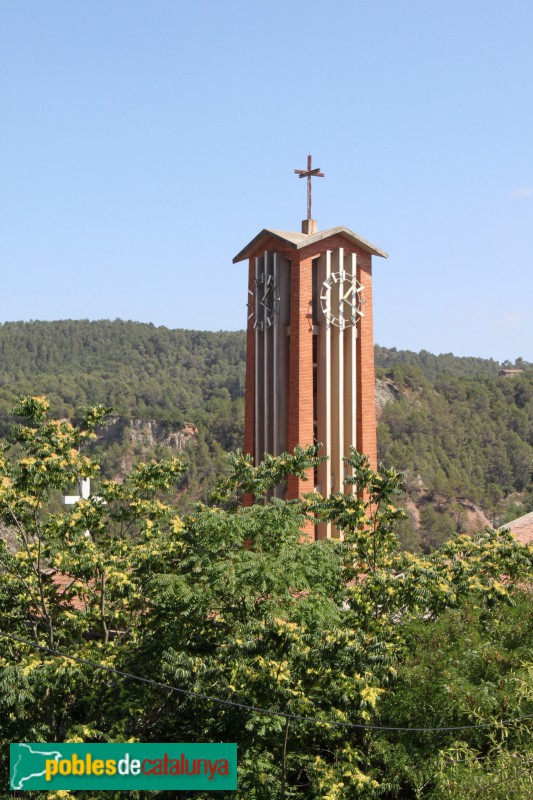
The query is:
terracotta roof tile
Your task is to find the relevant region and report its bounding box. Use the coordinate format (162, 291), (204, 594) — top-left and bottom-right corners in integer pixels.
(501, 511), (533, 546)
(48, 570), (89, 612)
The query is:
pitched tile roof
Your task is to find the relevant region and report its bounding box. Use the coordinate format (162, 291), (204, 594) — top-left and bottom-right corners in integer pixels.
(47, 570), (89, 612)
(501, 511), (533, 546)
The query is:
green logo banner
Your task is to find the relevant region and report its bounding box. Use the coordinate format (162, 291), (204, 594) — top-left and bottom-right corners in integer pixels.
(10, 742), (237, 791)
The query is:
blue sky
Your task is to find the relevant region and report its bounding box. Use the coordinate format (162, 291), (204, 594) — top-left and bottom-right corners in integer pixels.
(1, 1), (531, 362)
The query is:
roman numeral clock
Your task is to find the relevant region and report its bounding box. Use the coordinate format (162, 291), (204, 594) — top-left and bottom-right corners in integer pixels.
(233, 157), (388, 539)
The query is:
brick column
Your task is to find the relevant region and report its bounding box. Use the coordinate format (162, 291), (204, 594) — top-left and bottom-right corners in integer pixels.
(356, 255), (377, 469)
(243, 258), (256, 507)
(287, 254), (315, 539)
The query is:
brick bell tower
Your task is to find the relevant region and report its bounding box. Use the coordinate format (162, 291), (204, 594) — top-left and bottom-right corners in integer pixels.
(233, 157), (387, 539)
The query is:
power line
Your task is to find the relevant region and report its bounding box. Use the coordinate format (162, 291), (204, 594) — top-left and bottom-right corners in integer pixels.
(2, 631), (532, 734)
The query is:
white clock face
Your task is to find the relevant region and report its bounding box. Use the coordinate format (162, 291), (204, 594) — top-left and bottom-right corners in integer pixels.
(247, 274), (280, 330)
(320, 270), (365, 330)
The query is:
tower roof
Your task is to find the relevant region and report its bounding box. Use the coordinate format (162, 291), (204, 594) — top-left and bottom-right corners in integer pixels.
(233, 226), (388, 264)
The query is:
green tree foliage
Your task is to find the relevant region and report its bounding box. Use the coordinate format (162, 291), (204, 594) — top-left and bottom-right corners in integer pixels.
(374, 346), (503, 381)
(0, 321), (245, 425)
(419, 506), (457, 552)
(0, 399), (532, 798)
(374, 595), (533, 798)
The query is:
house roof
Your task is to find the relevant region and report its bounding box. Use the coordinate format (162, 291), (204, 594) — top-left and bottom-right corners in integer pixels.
(501, 511), (533, 546)
(233, 226), (388, 264)
(43, 569), (89, 612)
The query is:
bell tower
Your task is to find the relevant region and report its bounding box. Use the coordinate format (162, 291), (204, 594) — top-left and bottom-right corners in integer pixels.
(233, 158), (387, 539)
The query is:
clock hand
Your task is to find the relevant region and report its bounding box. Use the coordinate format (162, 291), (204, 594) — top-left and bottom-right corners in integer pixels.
(342, 285), (354, 301)
(342, 282), (364, 301)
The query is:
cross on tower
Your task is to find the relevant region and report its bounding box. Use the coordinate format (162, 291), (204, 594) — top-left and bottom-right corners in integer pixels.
(294, 154), (324, 221)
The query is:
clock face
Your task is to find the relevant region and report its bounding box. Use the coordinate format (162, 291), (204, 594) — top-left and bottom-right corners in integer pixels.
(320, 270), (365, 330)
(247, 274), (280, 330)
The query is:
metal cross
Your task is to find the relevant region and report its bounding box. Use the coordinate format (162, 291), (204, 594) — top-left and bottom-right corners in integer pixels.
(294, 154), (324, 220)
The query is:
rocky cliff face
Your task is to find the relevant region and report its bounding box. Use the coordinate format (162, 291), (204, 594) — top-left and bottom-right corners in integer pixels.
(99, 416), (198, 450)
(375, 378), (398, 421)
(96, 416), (198, 474)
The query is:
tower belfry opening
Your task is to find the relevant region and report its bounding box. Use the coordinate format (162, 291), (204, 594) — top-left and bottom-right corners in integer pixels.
(233, 160), (387, 539)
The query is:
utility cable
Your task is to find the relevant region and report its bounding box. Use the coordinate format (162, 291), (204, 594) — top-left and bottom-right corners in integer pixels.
(1, 630), (532, 734)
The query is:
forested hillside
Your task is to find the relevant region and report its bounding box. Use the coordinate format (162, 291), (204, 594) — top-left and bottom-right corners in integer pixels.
(0, 320), (531, 540)
(376, 365), (533, 549)
(0, 319), (244, 432)
(0, 320), (245, 505)
(374, 344), (503, 379)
